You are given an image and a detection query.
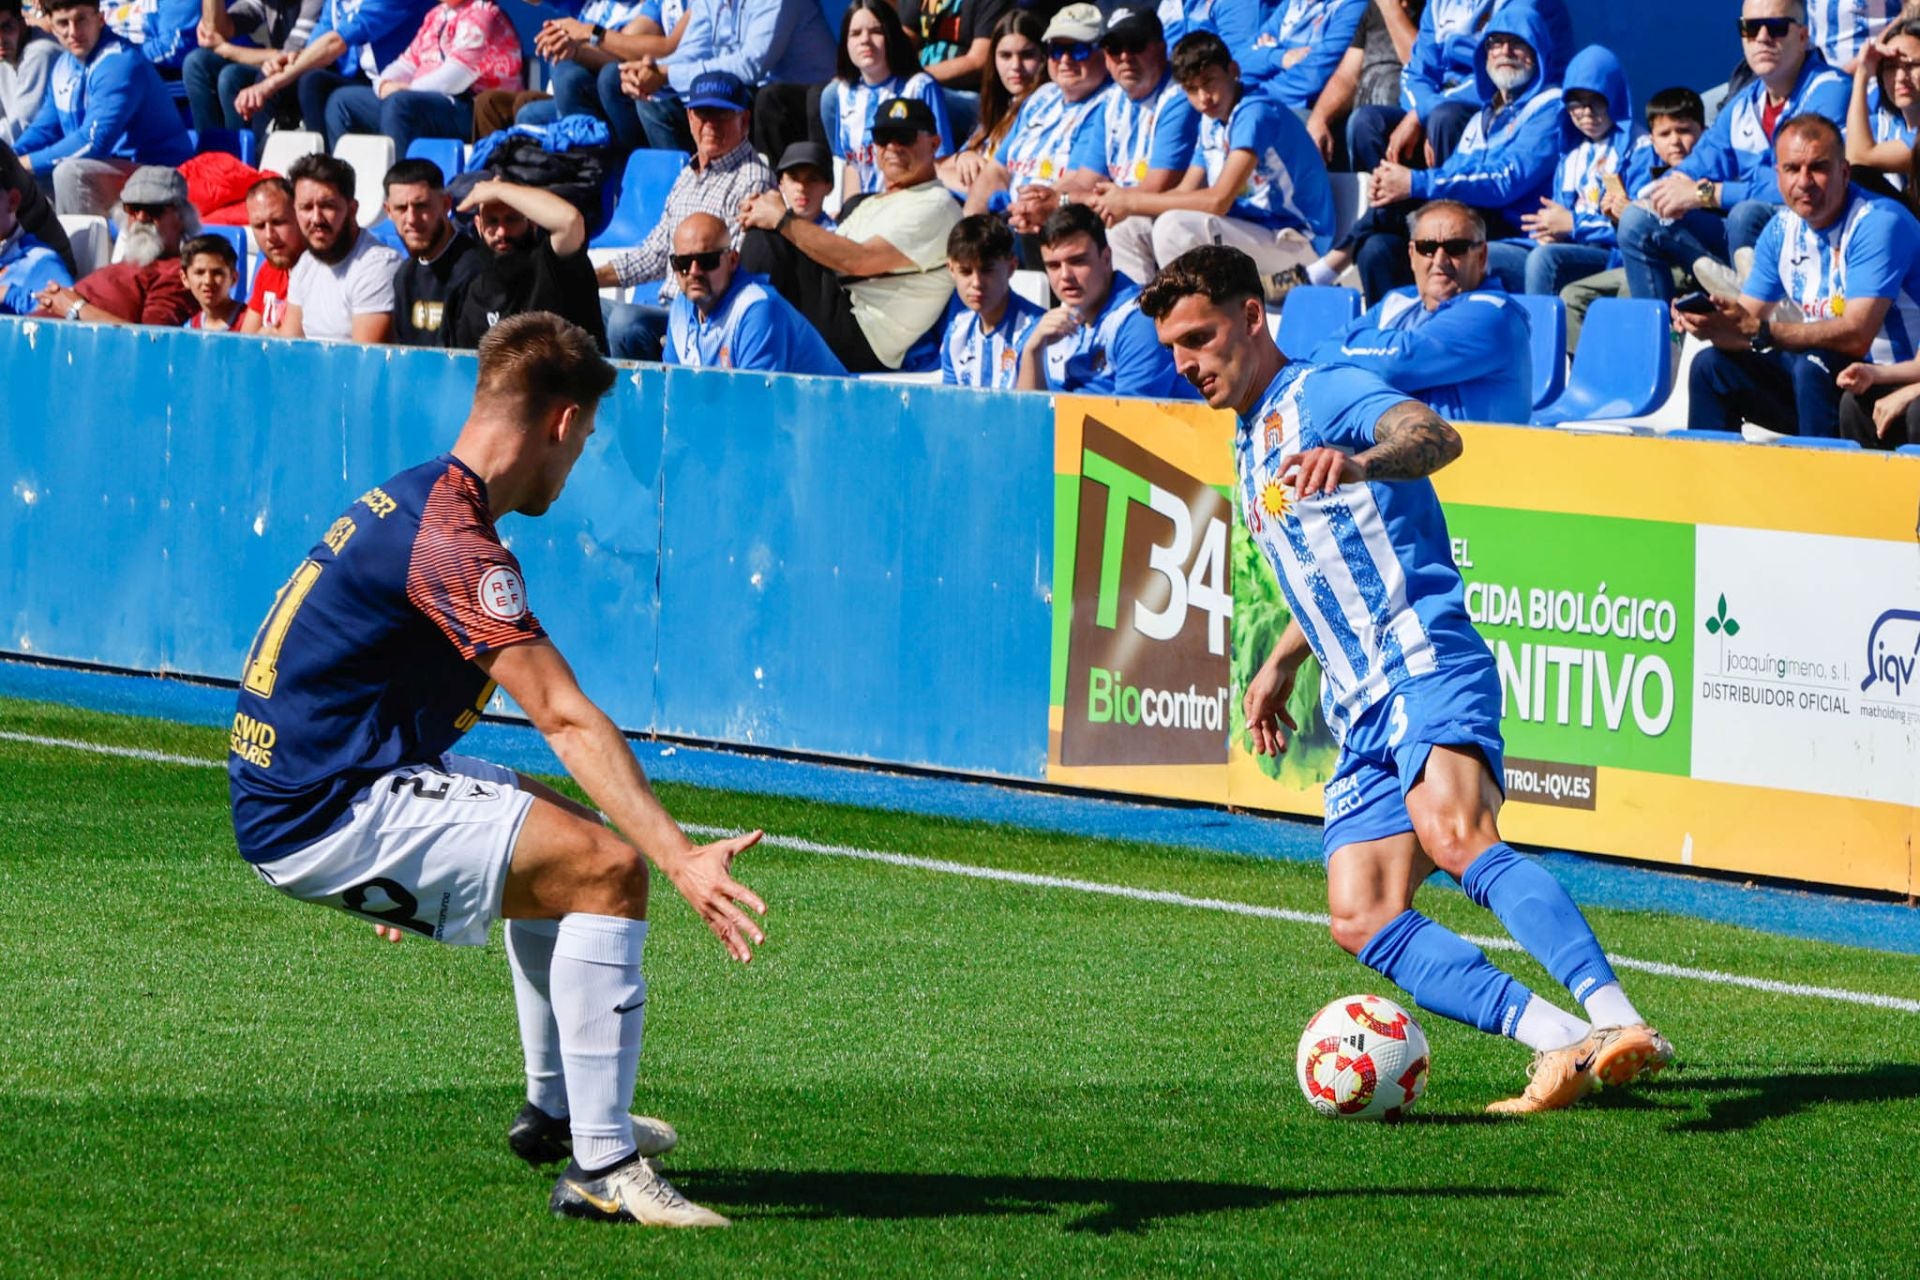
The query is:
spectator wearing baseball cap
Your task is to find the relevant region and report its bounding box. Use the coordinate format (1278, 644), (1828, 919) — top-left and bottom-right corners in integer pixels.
(598, 67), (775, 359)
(1237, 0), (1368, 111)
(776, 140), (837, 230)
(1035, 4), (1199, 284)
(32, 164), (197, 325)
(824, 0), (954, 206)
(962, 2), (1115, 236)
(739, 95), (962, 372)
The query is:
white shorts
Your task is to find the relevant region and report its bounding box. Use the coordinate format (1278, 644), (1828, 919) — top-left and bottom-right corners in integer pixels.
(254, 754), (534, 946)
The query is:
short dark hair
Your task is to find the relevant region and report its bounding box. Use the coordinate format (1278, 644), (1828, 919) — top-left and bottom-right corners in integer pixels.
(476, 312), (619, 417)
(1775, 112), (1844, 156)
(1138, 245), (1262, 320)
(1170, 30), (1233, 85)
(180, 233), (239, 269)
(42, 0), (102, 12)
(287, 152), (356, 202)
(946, 213), (1015, 268)
(1645, 85), (1705, 128)
(383, 158), (446, 195)
(1038, 202), (1107, 252)
(246, 174), (294, 205)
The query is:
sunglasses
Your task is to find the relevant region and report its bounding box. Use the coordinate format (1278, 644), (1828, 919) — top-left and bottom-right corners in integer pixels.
(1047, 41), (1096, 62)
(1101, 36), (1152, 56)
(1738, 16), (1797, 39)
(871, 127), (920, 147)
(124, 202), (171, 219)
(1411, 237), (1483, 258)
(670, 250), (724, 274)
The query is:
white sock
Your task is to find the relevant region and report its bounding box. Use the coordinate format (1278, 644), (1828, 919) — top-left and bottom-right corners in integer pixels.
(550, 914), (648, 1171)
(506, 919), (568, 1117)
(1582, 981), (1643, 1030)
(1512, 994), (1590, 1052)
(1305, 258), (1338, 286)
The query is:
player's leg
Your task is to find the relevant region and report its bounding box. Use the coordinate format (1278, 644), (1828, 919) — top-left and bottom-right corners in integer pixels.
(500, 796), (725, 1226)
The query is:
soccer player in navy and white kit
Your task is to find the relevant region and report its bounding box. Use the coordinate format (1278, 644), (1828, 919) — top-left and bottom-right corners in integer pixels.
(1142, 245), (1673, 1113)
(229, 313), (763, 1224)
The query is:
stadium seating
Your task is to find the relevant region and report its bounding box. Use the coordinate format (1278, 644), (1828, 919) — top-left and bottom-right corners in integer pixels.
(190, 127), (259, 167)
(56, 214), (111, 276)
(1327, 172), (1363, 243)
(1775, 436), (1862, 450)
(333, 134), (398, 226)
(1274, 284), (1361, 360)
(591, 149), (687, 251)
(1532, 299), (1673, 426)
(1513, 293), (1567, 409)
(257, 129), (324, 178)
(199, 224), (253, 297)
(405, 137), (466, 181)
(1010, 269), (1049, 309)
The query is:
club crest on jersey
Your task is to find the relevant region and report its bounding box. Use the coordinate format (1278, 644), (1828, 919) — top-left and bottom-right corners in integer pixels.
(1262, 410), (1283, 453)
(478, 566), (527, 621)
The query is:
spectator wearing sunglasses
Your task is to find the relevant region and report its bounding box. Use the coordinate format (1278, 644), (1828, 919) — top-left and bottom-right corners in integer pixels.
(1237, 0), (1368, 111)
(1618, 0), (1848, 305)
(32, 164), (196, 325)
(1088, 29), (1332, 289)
(1310, 199), (1533, 425)
(662, 211), (846, 374)
(1280, 2), (1559, 303)
(963, 3), (1115, 233)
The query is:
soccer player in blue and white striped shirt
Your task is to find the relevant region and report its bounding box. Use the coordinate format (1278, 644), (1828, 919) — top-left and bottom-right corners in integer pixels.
(1142, 244), (1673, 1114)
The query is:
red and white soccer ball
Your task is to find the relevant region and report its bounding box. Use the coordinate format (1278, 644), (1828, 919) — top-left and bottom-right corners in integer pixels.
(1295, 994), (1430, 1120)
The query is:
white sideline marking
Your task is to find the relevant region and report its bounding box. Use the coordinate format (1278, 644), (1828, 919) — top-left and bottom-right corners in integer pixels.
(5, 730), (1916, 1015)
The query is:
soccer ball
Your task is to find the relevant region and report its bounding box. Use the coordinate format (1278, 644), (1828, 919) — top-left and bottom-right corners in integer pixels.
(1295, 994), (1430, 1120)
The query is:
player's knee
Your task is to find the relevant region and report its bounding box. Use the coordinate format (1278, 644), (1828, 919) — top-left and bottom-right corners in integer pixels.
(577, 832), (651, 919)
(1328, 910), (1384, 957)
(1411, 812), (1482, 877)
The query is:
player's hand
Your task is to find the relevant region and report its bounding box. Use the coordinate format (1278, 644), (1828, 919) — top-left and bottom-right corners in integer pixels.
(1281, 446), (1365, 497)
(666, 829), (767, 963)
(1244, 657), (1299, 756)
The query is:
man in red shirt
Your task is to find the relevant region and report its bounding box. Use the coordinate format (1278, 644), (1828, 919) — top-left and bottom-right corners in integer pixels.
(33, 165), (197, 326)
(238, 174), (305, 334)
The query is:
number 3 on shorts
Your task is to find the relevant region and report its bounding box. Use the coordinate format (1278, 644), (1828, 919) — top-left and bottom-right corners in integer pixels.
(1387, 695), (1409, 748)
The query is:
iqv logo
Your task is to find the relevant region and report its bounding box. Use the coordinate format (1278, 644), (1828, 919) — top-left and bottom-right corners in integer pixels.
(1858, 608), (1920, 697)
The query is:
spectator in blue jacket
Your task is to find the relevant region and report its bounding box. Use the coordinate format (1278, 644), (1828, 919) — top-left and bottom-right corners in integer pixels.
(1349, 0), (1570, 172)
(662, 211), (846, 373)
(1016, 201), (1196, 399)
(1312, 198), (1533, 423)
(614, 0), (836, 155)
(1678, 114), (1920, 436)
(140, 0), (203, 75)
(1286, 0), (1562, 302)
(0, 173), (71, 313)
(1237, 0), (1367, 111)
(1487, 43), (1641, 298)
(1618, 0), (1849, 303)
(14, 0), (191, 214)
(1154, 0), (1261, 59)
(230, 0), (433, 140)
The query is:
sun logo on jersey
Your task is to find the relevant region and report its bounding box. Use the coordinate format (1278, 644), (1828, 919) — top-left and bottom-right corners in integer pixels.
(1260, 480), (1291, 522)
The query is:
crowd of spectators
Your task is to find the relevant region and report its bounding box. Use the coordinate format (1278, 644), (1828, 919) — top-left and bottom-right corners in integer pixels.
(8, 0), (1920, 447)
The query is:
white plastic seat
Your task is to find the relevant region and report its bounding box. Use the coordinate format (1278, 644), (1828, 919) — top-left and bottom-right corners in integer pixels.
(1010, 269), (1049, 309)
(332, 133), (397, 225)
(56, 214), (111, 276)
(588, 247), (630, 304)
(258, 128), (325, 178)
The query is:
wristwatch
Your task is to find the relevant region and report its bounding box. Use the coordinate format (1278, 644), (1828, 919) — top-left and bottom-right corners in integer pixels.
(1696, 178), (1719, 211)
(64, 298), (84, 321)
(589, 23), (606, 45)
(776, 208), (795, 234)
(1749, 317), (1774, 354)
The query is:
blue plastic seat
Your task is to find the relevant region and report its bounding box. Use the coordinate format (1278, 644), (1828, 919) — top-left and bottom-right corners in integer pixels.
(1896, 444), (1920, 456)
(1275, 284), (1362, 360)
(1775, 436), (1862, 449)
(198, 224), (252, 299)
(194, 127), (258, 167)
(1532, 298), (1674, 425)
(405, 137), (466, 181)
(1664, 428), (1744, 443)
(1512, 292), (1567, 409)
(591, 149), (688, 250)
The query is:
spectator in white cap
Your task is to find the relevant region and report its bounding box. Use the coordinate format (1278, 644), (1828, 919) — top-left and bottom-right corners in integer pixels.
(962, 2), (1114, 235)
(32, 163), (198, 324)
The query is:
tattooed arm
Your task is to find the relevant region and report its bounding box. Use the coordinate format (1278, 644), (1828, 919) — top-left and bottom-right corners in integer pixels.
(1356, 399), (1463, 481)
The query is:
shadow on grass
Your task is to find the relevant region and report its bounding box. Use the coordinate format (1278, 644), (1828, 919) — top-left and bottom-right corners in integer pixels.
(678, 1168), (1549, 1234)
(1653, 1064), (1920, 1133)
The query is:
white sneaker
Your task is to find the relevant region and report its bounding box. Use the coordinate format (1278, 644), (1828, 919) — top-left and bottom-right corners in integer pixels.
(1691, 256), (1742, 300)
(1733, 246), (1755, 287)
(549, 1156), (730, 1227)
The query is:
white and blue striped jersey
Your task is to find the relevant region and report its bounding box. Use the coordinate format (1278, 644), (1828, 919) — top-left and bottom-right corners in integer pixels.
(995, 81), (1113, 191)
(1236, 361), (1490, 742)
(941, 292), (1043, 388)
(1807, 0), (1895, 67)
(825, 72), (954, 195)
(1867, 80), (1915, 189)
(581, 0), (653, 28)
(1744, 185), (1920, 365)
(1097, 71), (1199, 186)
(1197, 92), (1337, 249)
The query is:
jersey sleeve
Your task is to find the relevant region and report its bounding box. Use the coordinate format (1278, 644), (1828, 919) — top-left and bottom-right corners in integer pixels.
(1845, 203), (1911, 299)
(1148, 91), (1199, 173)
(406, 498), (547, 659)
(1742, 217), (1786, 304)
(1306, 363), (1417, 450)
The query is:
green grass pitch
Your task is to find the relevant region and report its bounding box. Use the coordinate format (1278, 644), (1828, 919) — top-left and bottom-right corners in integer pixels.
(3, 695), (1919, 1278)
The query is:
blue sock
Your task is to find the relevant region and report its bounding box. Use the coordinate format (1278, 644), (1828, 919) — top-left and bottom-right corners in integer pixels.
(1357, 909), (1531, 1036)
(1460, 843), (1619, 1004)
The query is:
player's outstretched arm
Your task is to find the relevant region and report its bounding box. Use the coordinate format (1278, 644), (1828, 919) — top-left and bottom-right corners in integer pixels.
(479, 639), (768, 960)
(1355, 398), (1462, 482)
(1245, 619), (1310, 757)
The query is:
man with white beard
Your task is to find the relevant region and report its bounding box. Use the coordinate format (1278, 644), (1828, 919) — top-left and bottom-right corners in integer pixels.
(33, 164), (197, 325)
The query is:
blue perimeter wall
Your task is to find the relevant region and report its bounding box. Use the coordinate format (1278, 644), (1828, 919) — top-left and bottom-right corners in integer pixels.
(0, 319), (1057, 779)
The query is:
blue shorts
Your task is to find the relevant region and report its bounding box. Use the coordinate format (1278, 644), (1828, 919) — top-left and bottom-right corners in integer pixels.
(1321, 665), (1506, 861)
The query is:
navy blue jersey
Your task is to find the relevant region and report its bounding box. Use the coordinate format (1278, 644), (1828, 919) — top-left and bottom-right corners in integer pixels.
(228, 455), (546, 863)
